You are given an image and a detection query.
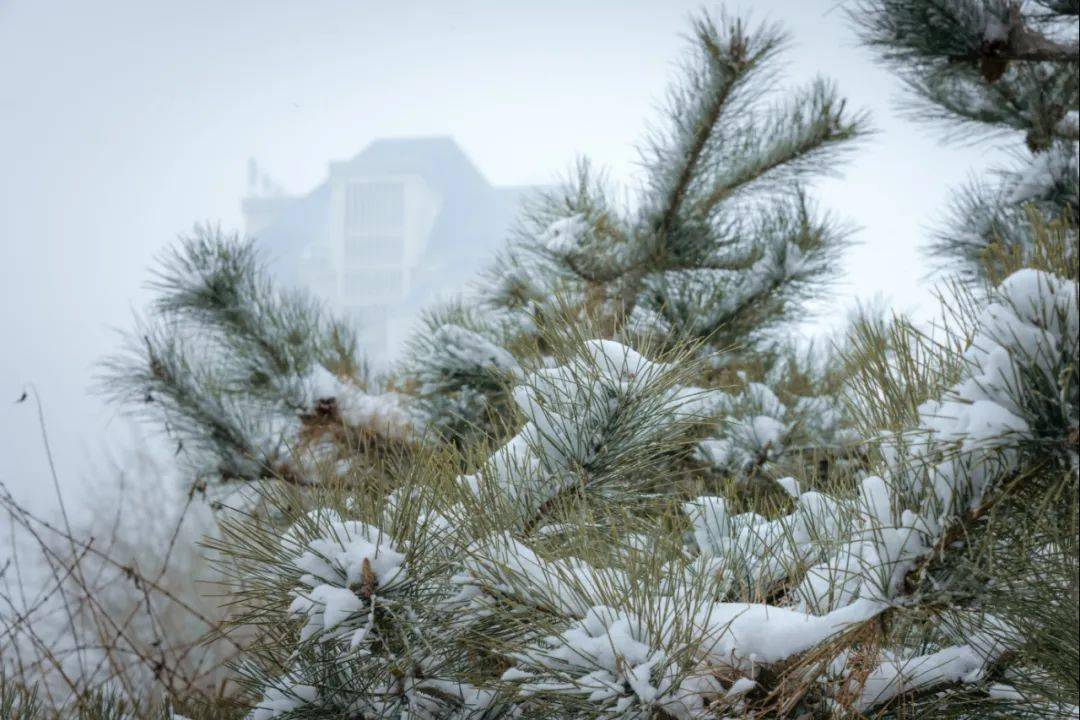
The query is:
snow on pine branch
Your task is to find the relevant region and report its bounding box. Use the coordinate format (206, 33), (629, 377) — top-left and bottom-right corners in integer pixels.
(540, 214), (593, 257)
(411, 323), (520, 393)
(246, 509), (496, 720)
(282, 512), (408, 648)
(465, 11), (862, 361)
(460, 268), (1076, 716)
(1007, 140), (1079, 206)
(238, 267), (1074, 719)
(459, 527), (886, 718)
(501, 604), (724, 720)
(857, 1), (1078, 282)
(830, 617), (1014, 712)
(854, 0), (1079, 78)
(691, 269), (1076, 615)
(694, 380), (855, 484)
(689, 268), (1076, 706)
(404, 316), (523, 444)
(305, 365), (417, 443)
(456, 339), (718, 525)
(630, 191), (847, 351)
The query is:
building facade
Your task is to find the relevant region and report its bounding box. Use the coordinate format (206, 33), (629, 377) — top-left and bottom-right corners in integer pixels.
(242, 137), (537, 363)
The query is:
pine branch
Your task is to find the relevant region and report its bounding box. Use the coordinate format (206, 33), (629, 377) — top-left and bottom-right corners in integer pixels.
(689, 79), (865, 218)
(642, 14), (785, 247)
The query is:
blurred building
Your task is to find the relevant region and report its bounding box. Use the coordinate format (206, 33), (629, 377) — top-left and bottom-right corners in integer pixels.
(242, 136), (538, 363)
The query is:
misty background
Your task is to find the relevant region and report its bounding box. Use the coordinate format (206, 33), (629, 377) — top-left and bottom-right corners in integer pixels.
(0, 0), (1014, 515)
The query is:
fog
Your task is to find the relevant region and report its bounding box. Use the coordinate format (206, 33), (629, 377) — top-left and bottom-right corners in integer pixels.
(0, 0), (1011, 513)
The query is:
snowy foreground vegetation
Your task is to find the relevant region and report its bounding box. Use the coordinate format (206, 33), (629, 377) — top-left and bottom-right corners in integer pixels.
(2, 2), (1077, 719)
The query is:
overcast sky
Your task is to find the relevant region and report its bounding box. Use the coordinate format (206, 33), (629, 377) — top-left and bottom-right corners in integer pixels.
(0, 0), (1012, 511)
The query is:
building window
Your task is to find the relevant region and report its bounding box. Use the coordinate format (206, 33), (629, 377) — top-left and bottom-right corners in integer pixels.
(344, 181), (406, 265)
(345, 181), (404, 233)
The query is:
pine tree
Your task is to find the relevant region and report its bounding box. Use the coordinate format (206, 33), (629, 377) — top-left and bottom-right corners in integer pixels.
(58, 5), (1079, 720)
(221, 256), (1075, 718)
(100, 226), (415, 497)
(407, 13), (867, 486)
(854, 0), (1079, 282)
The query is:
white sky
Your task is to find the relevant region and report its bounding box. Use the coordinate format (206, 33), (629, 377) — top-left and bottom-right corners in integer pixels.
(0, 0), (1011, 509)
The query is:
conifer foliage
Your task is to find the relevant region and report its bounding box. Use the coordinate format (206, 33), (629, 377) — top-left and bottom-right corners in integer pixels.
(409, 14), (867, 481)
(100, 227), (415, 490)
(484, 16), (862, 356)
(854, 0), (1079, 281)
(10, 5), (1077, 720)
